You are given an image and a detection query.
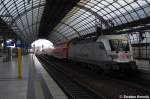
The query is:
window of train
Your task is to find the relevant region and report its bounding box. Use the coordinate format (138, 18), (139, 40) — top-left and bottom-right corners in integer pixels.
(109, 39), (129, 51)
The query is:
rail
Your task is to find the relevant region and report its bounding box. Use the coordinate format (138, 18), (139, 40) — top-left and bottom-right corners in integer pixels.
(37, 54), (150, 99)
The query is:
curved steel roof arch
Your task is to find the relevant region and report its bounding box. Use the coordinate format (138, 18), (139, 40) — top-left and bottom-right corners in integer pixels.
(0, 0), (150, 45)
(49, 31), (68, 45)
(52, 8), (97, 34)
(59, 2), (113, 28)
(63, 1), (146, 29)
(76, 4), (111, 27)
(0, 0), (45, 43)
(61, 22), (81, 37)
(1, 1), (32, 42)
(53, 11), (96, 36)
(10, 3), (45, 25)
(49, 0), (150, 44)
(21, 21), (40, 33)
(52, 29), (69, 41)
(51, 13), (96, 41)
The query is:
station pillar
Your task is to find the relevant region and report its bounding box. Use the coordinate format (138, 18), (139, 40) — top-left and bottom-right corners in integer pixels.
(18, 48), (22, 79)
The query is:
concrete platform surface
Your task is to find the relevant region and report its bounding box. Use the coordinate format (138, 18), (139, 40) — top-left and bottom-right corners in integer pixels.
(0, 54), (68, 99)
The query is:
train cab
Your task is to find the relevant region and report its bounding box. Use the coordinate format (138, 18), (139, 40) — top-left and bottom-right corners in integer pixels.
(97, 35), (137, 70)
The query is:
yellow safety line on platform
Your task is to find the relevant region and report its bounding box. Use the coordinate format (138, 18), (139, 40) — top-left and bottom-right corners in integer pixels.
(18, 48), (22, 79)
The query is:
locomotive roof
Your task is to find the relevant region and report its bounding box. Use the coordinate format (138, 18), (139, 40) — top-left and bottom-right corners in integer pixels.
(97, 35), (128, 41)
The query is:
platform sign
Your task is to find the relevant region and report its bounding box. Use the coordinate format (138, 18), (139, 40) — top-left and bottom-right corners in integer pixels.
(5, 39), (15, 47)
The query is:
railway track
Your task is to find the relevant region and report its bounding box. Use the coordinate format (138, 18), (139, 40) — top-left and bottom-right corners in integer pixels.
(37, 54), (150, 99)
(115, 72), (150, 93)
(37, 54), (102, 99)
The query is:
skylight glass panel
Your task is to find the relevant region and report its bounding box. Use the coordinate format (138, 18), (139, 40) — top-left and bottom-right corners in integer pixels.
(0, 0), (46, 43)
(137, 10), (147, 18)
(124, 14), (133, 22)
(50, 0), (150, 44)
(69, 33), (79, 38)
(144, 7), (150, 16)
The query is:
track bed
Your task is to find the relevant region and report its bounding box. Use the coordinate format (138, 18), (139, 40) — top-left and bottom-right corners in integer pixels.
(37, 54), (150, 99)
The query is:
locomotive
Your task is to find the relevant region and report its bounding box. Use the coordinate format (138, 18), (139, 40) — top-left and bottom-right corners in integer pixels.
(44, 35), (137, 72)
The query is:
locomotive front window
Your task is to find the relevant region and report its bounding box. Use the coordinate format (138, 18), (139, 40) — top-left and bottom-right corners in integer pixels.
(109, 39), (129, 51)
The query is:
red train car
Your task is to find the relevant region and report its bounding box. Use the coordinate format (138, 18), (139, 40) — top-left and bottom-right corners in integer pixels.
(52, 41), (70, 59)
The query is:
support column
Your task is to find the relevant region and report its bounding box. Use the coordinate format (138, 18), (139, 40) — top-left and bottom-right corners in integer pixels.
(18, 48), (22, 79)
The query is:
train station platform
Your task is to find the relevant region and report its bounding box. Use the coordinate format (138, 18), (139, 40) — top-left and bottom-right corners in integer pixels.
(0, 54), (68, 99)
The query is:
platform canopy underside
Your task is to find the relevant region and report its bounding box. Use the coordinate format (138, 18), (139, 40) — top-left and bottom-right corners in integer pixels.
(48, 0), (150, 45)
(0, 0), (150, 45)
(0, 0), (46, 43)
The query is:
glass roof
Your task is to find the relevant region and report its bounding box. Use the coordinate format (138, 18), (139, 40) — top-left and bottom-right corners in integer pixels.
(49, 0), (150, 45)
(0, 0), (45, 43)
